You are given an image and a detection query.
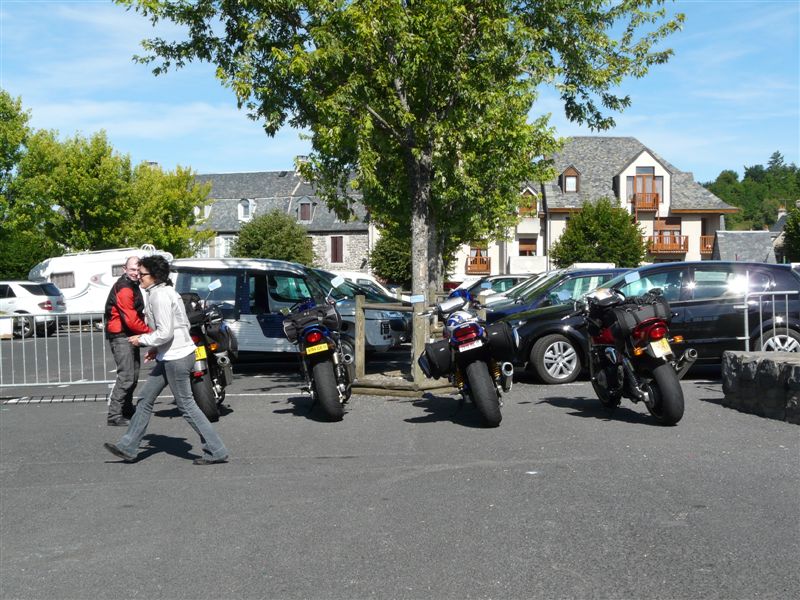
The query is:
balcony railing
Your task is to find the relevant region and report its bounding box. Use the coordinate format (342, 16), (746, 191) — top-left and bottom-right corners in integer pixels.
(466, 256), (491, 275)
(700, 235), (714, 255)
(646, 235), (688, 254)
(632, 193), (660, 211)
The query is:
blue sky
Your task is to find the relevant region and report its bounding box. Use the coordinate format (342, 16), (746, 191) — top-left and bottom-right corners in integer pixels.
(1, 0), (798, 183)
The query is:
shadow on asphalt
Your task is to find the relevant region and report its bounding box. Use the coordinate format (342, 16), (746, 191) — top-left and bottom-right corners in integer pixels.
(102, 434), (197, 463)
(537, 395), (659, 425)
(273, 395), (350, 423)
(404, 393), (490, 428)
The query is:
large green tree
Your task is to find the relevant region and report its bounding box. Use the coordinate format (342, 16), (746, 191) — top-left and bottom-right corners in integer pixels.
(549, 199), (646, 268)
(118, 0), (683, 297)
(230, 210), (315, 265)
(369, 228), (412, 289)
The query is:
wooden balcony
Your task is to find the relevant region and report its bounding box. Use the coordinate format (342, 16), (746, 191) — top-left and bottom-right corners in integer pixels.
(700, 235), (714, 255)
(466, 256), (491, 275)
(646, 235), (688, 254)
(633, 193), (660, 211)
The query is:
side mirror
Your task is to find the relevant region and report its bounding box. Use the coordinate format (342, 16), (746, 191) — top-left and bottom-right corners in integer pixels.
(279, 307), (290, 316)
(208, 279), (222, 292)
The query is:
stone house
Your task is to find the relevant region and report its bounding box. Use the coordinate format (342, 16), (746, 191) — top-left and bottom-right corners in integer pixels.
(451, 136), (739, 282)
(194, 170), (374, 271)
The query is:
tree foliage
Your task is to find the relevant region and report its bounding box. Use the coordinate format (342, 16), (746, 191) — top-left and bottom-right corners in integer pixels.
(704, 151), (800, 231)
(118, 0), (683, 296)
(369, 229), (412, 289)
(229, 210), (314, 265)
(0, 91), (214, 279)
(781, 207), (800, 262)
(549, 199), (646, 268)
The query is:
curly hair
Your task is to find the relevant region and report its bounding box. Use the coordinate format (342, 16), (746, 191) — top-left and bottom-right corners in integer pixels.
(140, 255), (172, 286)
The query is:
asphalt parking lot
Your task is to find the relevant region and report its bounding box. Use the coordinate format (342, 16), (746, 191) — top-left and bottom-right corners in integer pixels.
(1, 361), (798, 600)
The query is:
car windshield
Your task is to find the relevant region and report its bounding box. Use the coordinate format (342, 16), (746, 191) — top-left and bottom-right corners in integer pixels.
(517, 271), (565, 302)
(505, 272), (553, 299)
(308, 269), (389, 303)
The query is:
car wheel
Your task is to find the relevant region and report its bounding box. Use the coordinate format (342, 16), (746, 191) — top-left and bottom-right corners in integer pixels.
(756, 328), (800, 352)
(530, 334), (581, 384)
(12, 313), (35, 339)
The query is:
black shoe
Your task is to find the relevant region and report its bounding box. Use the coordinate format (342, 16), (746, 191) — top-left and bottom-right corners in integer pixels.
(103, 442), (136, 462)
(107, 417), (130, 427)
(192, 456), (228, 465)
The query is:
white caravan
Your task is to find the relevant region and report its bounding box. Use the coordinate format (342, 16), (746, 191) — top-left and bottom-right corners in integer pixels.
(28, 245), (173, 316)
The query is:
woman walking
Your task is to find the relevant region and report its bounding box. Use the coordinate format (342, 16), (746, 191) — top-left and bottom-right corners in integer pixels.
(103, 255), (229, 465)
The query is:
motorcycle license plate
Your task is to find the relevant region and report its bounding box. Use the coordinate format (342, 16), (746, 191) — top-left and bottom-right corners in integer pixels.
(305, 343), (329, 355)
(458, 339), (483, 353)
(650, 338), (671, 358)
(194, 345), (207, 360)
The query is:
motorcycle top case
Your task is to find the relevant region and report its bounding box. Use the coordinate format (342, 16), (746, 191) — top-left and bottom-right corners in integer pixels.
(419, 338), (452, 379)
(179, 292), (205, 325)
(612, 296), (671, 338)
(485, 321), (517, 362)
(282, 304), (341, 343)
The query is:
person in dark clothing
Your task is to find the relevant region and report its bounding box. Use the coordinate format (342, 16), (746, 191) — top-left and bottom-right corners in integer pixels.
(104, 256), (151, 425)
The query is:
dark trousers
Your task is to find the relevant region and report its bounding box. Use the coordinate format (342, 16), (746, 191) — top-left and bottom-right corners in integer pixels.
(108, 337), (140, 420)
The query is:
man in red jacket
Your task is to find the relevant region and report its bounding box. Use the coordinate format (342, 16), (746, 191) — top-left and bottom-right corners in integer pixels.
(104, 256), (152, 425)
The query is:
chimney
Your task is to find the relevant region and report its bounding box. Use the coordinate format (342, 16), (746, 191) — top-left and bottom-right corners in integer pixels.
(295, 156), (309, 173)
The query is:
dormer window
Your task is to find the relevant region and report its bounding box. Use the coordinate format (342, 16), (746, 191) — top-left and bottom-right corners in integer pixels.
(561, 166), (580, 193)
(238, 199), (254, 221)
(299, 202), (312, 222)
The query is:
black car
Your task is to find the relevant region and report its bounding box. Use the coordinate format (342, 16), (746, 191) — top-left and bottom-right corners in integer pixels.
(486, 267), (629, 324)
(508, 261), (800, 384)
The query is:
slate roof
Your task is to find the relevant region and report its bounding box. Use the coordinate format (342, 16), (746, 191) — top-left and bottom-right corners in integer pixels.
(543, 137), (737, 213)
(711, 231), (778, 263)
(195, 171), (368, 234)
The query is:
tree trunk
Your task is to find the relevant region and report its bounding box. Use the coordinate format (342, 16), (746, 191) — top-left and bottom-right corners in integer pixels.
(407, 151), (432, 298)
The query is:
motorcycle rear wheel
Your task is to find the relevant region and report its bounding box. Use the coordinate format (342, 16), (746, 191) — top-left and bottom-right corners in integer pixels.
(465, 360), (502, 427)
(311, 359), (344, 421)
(644, 362), (684, 426)
(591, 366), (621, 409)
(191, 373), (220, 422)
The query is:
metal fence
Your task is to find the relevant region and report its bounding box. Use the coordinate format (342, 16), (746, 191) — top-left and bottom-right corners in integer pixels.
(0, 313), (114, 389)
(741, 290), (800, 352)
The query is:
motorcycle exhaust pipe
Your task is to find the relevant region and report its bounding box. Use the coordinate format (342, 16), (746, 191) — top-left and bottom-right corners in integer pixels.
(342, 353), (354, 365)
(500, 362), (514, 392)
(216, 354), (231, 367)
(673, 348), (698, 380)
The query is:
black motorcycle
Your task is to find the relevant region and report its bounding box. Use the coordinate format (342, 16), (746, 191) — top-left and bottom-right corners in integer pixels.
(571, 287), (696, 425)
(417, 293), (517, 427)
(182, 280), (237, 422)
(282, 277), (354, 421)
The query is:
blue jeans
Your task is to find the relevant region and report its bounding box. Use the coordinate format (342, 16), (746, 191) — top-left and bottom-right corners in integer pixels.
(116, 353), (228, 461)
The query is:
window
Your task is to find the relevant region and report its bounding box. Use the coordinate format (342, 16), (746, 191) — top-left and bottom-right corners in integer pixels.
(519, 194), (538, 217)
(175, 270), (239, 318)
(238, 199), (254, 221)
(562, 167), (580, 193)
(519, 238), (537, 257)
(0, 284), (12, 298)
(51, 272), (75, 289)
(688, 268), (772, 300)
(216, 236), (236, 258)
(268, 273), (314, 303)
(331, 236), (344, 263)
(617, 269), (686, 303)
(299, 202), (312, 222)
(247, 273), (269, 314)
(111, 264), (125, 277)
(627, 168), (664, 203)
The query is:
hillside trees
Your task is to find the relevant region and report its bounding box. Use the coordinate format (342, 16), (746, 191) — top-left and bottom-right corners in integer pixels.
(118, 0), (683, 298)
(549, 199), (647, 268)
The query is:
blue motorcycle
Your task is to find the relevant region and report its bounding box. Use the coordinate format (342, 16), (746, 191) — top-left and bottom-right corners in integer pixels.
(282, 277), (354, 421)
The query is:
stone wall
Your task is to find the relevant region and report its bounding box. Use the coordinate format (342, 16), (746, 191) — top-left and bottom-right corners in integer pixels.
(312, 232), (370, 272)
(721, 351), (800, 424)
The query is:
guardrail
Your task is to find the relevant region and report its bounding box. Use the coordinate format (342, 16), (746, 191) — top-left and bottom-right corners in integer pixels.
(0, 312), (114, 389)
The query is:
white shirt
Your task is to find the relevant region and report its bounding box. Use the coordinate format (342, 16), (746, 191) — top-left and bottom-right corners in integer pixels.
(138, 282), (196, 361)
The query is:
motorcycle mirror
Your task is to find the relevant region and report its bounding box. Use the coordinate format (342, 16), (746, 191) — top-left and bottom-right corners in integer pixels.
(279, 307), (290, 316)
(208, 279), (222, 292)
(330, 275), (346, 288)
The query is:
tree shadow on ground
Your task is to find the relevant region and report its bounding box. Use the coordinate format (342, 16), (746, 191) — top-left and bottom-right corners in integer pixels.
(537, 394), (658, 425)
(404, 393), (490, 428)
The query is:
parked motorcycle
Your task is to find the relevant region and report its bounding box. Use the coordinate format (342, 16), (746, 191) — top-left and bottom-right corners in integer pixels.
(570, 287), (696, 425)
(182, 280), (237, 422)
(417, 293), (517, 427)
(282, 276), (354, 421)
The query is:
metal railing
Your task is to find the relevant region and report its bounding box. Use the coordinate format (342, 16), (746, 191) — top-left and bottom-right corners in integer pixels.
(740, 290), (799, 352)
(0, 312), (113, 389)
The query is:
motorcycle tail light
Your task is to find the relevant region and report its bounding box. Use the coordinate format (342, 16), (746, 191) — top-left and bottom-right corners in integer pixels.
(38, 300), (53, 311)
(453, 324), (479, 343)
(672, 335), (684, 343)
(633, 346), (645, 356)
(192, 371), (205, 378)
(208, 342), (219, 351)
(649, 324), (668, 341)
(191, 335), (202, 344)
(305, 331), (323, 344)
